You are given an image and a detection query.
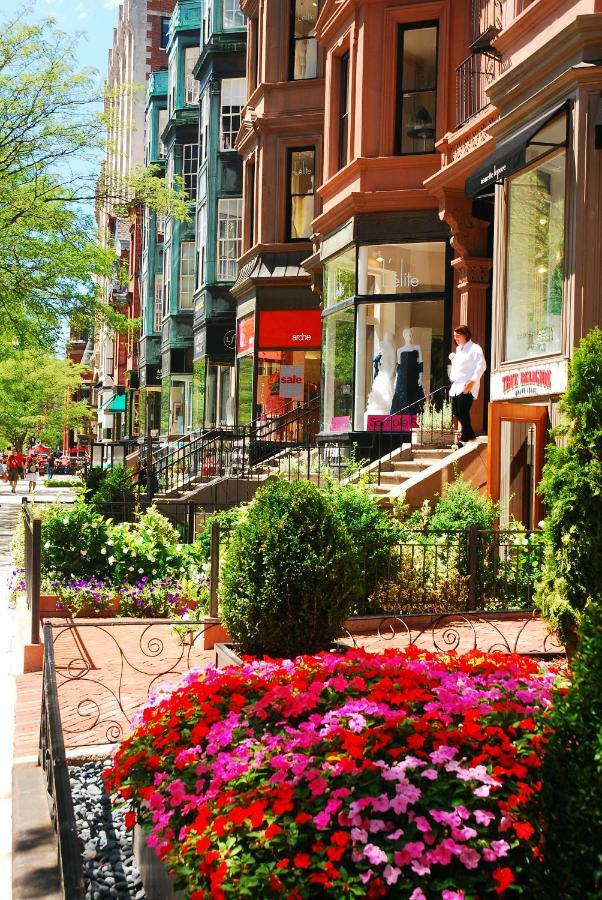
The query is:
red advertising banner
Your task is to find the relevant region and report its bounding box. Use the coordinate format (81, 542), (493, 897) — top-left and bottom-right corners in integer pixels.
(258, 309), (322, 349)
(237, 314), (255, 356)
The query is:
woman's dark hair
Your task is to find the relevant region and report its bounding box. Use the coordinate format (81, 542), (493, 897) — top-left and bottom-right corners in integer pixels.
(453, 324), (472, 341)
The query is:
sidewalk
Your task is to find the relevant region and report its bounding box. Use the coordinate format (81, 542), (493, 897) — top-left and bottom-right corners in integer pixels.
(0, 482), (76, 900)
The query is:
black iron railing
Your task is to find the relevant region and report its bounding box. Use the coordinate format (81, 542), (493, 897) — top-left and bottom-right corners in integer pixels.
(471, 0), (503, 48)
(39, 624), (86, 899)
(22, 499), (41, 645)
(456, 50), (502, 128)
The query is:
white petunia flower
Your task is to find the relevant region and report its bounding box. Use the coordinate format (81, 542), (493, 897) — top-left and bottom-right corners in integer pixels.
(44, 541), (50, 549)
(138, 568), (144, 574)
(100, 548), (107, 555)
(108, 556), (115, 565)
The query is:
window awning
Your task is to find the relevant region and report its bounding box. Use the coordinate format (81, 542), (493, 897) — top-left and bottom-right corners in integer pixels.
(100, 392), (126, 413)
(465, 101), (569, 198)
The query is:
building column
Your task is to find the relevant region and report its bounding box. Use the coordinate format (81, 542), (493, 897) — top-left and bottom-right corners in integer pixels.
(438, 191), (492, 434)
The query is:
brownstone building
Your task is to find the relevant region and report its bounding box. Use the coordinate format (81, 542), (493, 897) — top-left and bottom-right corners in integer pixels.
(232, 1), (324, 425)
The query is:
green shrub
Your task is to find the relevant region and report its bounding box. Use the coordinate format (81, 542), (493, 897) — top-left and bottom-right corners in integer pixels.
(536, 328), (602, 642)
(194, 506), (249, 564)
(536, 601), (602, 897)
(422, 476), (498, 533)
(108, 505), (202, 584)
(89, 465), (136, 513)
(219, 479), (359, 657)
(41, 501), (110, 580)
(325, 481), (403, 610)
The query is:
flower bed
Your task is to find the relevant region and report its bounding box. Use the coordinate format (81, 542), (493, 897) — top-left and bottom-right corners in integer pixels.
(48, 575), (206, 618)
(105, 647), (564, 898)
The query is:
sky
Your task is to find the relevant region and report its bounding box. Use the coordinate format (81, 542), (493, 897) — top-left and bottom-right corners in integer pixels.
(4, 0), (120, 82)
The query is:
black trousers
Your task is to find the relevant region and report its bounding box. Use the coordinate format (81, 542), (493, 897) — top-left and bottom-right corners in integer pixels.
(452, 393), (476, 442)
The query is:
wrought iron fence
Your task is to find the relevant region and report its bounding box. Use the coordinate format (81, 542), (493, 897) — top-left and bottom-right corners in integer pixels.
(39, 624), (86, 899)
(205, 521), (546, 618)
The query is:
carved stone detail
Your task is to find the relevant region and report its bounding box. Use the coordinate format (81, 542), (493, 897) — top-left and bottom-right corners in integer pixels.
(452, 257), (494, 286)
(439, 192), (489, 259)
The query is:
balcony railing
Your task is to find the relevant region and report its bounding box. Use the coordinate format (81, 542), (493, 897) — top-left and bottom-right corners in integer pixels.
(471, 0), (503, 49)
(456, 50), (502, 128)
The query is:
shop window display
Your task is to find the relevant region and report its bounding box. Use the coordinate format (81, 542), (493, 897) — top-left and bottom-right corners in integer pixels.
(505, 149), (565, 361)
(358, 242), (445, 296)
(256, 351), (320, 419)
(323, 246), (356, 308)
(237, 355), (253, 425)
(205, 362), (235, 428)
(356, 300), (445, 430)
(321, 304), (355, 433)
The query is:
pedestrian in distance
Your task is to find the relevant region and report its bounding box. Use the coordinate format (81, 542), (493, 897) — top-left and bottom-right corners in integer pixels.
(448, 324), (487, 446)
(27, 456), (39, 493)
(0, 456), (6, 483)
(7, 451), (20, 493)
(46, 453), (55, 479)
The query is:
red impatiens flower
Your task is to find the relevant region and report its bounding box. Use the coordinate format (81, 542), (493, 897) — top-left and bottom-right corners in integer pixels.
(513, 821), (535, 840)
(493, 867), (516, 894)
(293, 853), (311, 869)
(124, 811), (136, 830)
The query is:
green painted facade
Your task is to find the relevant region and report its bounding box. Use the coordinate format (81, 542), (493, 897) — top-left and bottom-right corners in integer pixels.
(192, 0), (246, 431)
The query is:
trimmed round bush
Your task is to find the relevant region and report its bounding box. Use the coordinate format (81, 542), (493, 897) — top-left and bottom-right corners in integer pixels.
(219, 479), (359, 657)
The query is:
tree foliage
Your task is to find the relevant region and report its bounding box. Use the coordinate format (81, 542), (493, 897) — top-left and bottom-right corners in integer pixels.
(0, 7), (188, 351)
(535, 328), (602, 642)
(0, 350), (90, 450)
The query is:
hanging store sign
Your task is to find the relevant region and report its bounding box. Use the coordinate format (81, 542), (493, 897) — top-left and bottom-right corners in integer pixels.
(490, 359), (568, 400)
(237, 315), (255, 356)
(279, 365), (304, 399)
(258, 309), (322, 349)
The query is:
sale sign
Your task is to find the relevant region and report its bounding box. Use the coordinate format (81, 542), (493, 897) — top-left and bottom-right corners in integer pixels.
(279, 365), (304, 399)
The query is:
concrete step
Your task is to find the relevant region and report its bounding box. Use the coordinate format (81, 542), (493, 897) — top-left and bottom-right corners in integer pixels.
(389, 460), (430, 471)
(378, 471), (420, 485)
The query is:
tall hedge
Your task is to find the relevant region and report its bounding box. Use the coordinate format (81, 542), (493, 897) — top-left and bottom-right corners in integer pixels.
(535, 328), (602, 642)
(537, 602), (602, 897)
(219, 479), (359, 657)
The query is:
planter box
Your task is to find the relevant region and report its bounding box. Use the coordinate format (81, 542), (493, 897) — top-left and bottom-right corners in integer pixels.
(133, 826), (185, 900)
(215, 642), (243, 669)
(412, 428), (456, 448)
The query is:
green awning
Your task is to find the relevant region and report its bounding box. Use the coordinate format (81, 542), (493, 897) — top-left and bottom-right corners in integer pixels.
(107, 393), (126, 414)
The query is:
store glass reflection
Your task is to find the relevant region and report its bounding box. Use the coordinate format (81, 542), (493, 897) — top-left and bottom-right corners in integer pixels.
(321, 240), (449, 434)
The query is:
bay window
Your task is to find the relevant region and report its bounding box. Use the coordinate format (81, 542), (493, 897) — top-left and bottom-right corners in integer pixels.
(216, 198), (242, 280)
(223, 0), (245, 29)
(289, 0), (318, 80)
(220, 78), (246, 151)
(179, 242), (195, 308)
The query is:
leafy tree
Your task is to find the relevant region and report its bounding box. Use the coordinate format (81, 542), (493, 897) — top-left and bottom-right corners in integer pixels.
(535, 328), (602, 643)
(0, 7), (188, 351)
(0, 350), (90, 451)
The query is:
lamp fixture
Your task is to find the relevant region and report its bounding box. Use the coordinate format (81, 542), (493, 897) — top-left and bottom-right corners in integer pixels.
(537, 265), (547, 275)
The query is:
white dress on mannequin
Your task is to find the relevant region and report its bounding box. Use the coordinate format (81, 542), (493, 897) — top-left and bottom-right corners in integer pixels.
(365, 332), (396, 417)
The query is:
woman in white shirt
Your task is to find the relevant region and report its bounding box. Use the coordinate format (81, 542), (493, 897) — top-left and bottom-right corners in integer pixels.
(448, 324), (487, 444)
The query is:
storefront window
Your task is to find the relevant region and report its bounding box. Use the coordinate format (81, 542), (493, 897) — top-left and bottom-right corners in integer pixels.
(321, 304), (355, 433)
(505, 149), (565, 361)
(192, 360), (205, 430)
(323, 246), (356, 308)
(354, 299), (445, 430)
(256, 350), (320, 419)
(358, 242), (445, 296)
(237, 355), (253, 424)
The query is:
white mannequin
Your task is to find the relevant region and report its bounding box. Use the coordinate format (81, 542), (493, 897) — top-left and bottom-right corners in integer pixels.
(398, 328), (423, 388)
(365, 331), (396, 416)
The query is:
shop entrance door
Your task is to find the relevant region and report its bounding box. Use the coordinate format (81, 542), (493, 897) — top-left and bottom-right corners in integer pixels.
(488, 402), (549, 529)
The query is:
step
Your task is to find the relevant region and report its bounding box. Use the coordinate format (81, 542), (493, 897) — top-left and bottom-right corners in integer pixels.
(389, 460), (430, 471)
(378, 471), (420, 485)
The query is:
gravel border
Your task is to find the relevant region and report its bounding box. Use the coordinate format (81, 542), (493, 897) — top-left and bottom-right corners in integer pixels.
(69, 760), (146, 900)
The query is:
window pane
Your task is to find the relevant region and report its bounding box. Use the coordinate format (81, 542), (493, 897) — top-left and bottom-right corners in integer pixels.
(397, 24), (438, 155)
(217, 198), (242, 280)
(291, 0), (318, 80)
(179, 242), (195, 308)
(290, 149), (314, 195)
(160, 17), (170, 50)
(505, 150), (565, 361)
(237, 355), (254, 424)
(197, 204), (207, 287)
(184, 47), (199, 105)
(358, 242), (446, 295)
(321, 305), (355, 432)
(220, 77), (246, 151)
(182, 144), (198, 200)
(355, 299), (445, 430)
(402, 27), (437, 89)
(324, 246), (356, 308)
(223, 0), (245, 29)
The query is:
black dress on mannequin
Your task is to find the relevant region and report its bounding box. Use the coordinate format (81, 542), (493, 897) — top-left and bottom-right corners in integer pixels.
(390, 350), (425, 415)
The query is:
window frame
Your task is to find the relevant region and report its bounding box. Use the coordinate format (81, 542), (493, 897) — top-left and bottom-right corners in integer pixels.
(216, 197), (243, 282)
(160, 17), (170, 51)
(288, 0), (319, 81)
(182, 143), (199, 201)
(153, 274), (163, 332)
(179, 241), (195, 309)
(501, 145), (567, 365)
(394, 21), (439, 157)
(338, 51), (350, 171)
(220, 78), (246, 152)
(285, 146), (316, 243)
(223, 0), (245, 30)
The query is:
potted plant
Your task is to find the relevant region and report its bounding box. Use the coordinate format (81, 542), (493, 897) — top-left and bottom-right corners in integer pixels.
(412, 398), (455, 447)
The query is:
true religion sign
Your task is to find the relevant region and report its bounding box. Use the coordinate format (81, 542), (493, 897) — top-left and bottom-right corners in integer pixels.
(490, 359), (568, 400)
